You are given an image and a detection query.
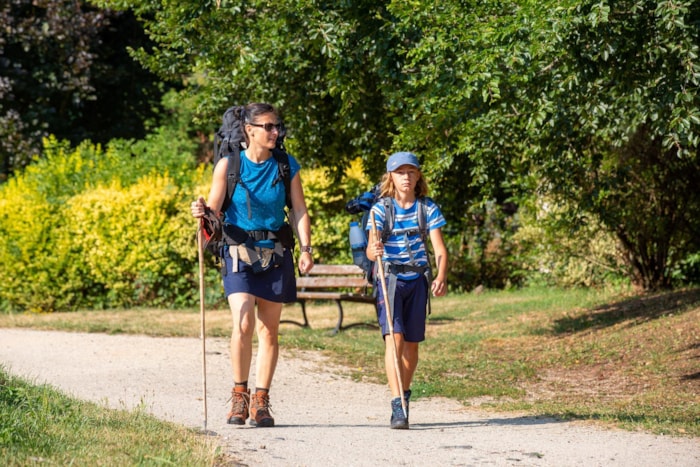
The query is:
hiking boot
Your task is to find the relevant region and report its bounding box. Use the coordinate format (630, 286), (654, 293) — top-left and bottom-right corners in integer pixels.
(250, 391), (275, 427)
(390, 397), (408, 429)
(226, 387), (250, 425)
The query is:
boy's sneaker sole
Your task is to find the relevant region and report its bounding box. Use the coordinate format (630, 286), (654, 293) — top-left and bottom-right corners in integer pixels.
(390, 396), (409, 429)
(390, 416), (409, 429)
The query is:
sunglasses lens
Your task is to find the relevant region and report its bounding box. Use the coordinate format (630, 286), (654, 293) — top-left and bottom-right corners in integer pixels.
(251, 122), (281, 132)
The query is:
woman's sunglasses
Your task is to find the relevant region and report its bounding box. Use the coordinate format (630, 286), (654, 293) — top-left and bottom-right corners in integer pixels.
(248, 122), (282, 132)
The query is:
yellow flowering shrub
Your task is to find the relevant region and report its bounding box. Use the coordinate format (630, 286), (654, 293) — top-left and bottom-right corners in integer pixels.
(301, 158), (372, 264)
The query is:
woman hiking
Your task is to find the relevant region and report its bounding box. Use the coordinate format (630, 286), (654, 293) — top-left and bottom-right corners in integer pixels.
(191, 103), (314, 427)
(366, 151), (448, 429)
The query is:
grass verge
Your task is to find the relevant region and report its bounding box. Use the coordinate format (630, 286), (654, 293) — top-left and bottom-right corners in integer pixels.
(0, 368), (221, 466)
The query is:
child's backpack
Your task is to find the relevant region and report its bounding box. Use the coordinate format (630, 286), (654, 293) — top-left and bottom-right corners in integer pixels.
(201, 105), (293, 258)
(345, 186), (429, 283)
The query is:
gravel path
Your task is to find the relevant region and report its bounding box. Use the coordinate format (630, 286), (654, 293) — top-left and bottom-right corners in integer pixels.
(1, 328), (698, 466)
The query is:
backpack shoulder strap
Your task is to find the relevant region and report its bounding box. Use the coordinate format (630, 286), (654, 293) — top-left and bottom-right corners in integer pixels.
(272, 148), (292, 210)
(380, 197), (393, 243)
(417, 197), (428, 241)
(220, 148), (241, 213)
(380, 196), (429, 243)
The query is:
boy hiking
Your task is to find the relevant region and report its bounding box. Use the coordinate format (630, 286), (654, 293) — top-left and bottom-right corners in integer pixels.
(366, 151), (448, 429)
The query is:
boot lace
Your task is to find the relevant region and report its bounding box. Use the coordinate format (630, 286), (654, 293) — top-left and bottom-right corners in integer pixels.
(229, 389), (249, 415)
(253, 392), (273, 415)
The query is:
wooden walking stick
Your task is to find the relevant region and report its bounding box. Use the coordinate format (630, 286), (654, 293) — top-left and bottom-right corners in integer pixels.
(371, 217), (407, 418)
(197, 225), (208, 431)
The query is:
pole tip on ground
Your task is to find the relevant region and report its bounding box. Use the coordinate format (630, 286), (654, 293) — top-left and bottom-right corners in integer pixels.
(197, 427), (218, 436)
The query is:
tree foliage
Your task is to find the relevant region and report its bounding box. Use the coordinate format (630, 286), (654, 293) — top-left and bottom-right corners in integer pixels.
(95, 0), (699, 290)
(0, 0), (171, 180)
(90, 0), (409, 178)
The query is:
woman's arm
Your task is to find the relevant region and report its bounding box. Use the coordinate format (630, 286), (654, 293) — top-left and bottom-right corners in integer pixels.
(191, 158), (228, 217)
(290, 172), (314, 273)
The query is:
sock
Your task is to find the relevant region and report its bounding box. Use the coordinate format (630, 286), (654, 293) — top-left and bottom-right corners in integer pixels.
(234, 381), (248, 390)
(255, 387), (270, 394)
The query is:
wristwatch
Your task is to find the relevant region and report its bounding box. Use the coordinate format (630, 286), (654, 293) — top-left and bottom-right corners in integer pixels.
(300, 245), (313, 254)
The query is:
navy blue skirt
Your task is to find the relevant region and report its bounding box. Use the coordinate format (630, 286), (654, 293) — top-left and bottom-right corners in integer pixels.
(222, 247), (297, 303)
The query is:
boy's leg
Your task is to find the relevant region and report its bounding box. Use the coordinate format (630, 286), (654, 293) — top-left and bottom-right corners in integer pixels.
(384, 332), (405, 398)
(401, 341), (419, 391)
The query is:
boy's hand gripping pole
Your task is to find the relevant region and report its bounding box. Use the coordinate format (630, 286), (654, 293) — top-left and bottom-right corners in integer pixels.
(371, 217), (407, 418)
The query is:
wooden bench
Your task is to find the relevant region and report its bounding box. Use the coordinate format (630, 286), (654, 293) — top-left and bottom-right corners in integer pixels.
(283, 264), (378, 335)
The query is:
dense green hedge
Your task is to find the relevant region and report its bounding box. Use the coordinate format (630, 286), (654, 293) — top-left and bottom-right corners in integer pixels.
(0, 128), (204, 312)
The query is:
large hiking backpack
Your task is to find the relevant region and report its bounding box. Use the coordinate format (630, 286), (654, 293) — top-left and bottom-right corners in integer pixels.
(201, 105), (294, 259)
(345, 187), (429, 282)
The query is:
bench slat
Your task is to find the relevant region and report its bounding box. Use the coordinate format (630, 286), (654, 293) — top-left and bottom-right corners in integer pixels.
(297, 277), (369, 288)
(297, 291), (375, 303)
(305, 264), (365, 275)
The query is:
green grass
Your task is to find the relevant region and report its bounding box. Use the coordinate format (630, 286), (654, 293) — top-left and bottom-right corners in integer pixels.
(0, 285), (698, 464)
(0, 369), (220, 466)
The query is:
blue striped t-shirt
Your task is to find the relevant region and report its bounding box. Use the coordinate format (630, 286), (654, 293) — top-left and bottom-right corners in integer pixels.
(368, 197), (446, 280)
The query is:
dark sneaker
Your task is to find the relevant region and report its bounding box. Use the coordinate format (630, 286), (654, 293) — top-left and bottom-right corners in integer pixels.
(404, 389), (412, 418)
(226, 387), (250, 425)
(390, 397), (408, 429)
(250, 391), (275, 427)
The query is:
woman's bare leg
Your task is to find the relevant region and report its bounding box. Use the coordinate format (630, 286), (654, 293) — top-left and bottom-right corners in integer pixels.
(254, 297), (283, 388)
(228, 292), (257, 382)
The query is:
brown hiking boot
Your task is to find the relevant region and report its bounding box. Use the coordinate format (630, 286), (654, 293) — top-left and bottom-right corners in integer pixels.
(250, 391), (274, 427)
(226, 387), (250, 425)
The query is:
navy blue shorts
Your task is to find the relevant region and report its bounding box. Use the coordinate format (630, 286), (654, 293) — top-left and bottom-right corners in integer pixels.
(221, 247), (297, 303)
(375, 275), (428, 342)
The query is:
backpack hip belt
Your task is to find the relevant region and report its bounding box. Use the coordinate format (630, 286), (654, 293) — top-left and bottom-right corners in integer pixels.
(229, 241), (285, 275)
(222, 223), (294, 249)
(384, 263), (430, 276)
(220, 223), (294, 276)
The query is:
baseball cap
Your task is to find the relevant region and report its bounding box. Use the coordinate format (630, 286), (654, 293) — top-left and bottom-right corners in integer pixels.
(386, 152), (420, 172)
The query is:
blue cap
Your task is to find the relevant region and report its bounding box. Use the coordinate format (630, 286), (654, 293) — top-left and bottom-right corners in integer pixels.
(386, 151), (420, 172)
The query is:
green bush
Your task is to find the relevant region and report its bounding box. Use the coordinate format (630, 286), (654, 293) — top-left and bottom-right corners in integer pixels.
(62, 175), (195, 308)
(513, 199), (629, 288)
(444, 201), (526, 292)
(0, 129), (203, 312)
(303, 158), (372, 265)
(2, 110), (639, 313)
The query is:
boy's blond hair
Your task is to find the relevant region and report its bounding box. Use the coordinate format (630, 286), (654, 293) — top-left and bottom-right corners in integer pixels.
(378, 171), (429, 199)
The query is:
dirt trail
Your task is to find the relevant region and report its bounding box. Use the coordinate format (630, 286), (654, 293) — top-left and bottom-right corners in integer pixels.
(1, 328), (698, 466)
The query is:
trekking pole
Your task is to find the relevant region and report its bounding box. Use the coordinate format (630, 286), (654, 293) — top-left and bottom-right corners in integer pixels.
(196, 225), (208, 432)
(370, 217), (407, 418)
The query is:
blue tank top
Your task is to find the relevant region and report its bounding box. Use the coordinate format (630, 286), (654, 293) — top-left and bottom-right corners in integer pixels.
(224, 151), (300, 231)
